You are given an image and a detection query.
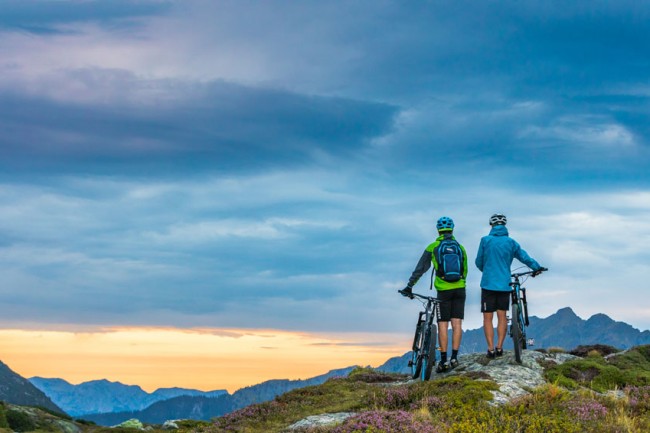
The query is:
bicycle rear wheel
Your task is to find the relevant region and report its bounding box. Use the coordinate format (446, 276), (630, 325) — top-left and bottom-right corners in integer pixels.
(421, 321), (437, 380)
(511, 303), (524, 363)
(410, 316), (426, 379)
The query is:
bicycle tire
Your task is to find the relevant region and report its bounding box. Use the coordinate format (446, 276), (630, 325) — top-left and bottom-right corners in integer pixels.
(520, 299), (528, 350)
(511, 303), (523, 363)
(422, 321), (437, 380)
(410, 318), (426, 379)
(522, 289), (530, 326)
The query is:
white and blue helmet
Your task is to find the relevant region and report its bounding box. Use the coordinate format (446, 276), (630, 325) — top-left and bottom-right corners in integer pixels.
(489, 213), (507, 226)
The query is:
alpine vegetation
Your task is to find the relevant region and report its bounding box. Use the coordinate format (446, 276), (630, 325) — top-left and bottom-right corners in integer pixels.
(204, 345), (650, 433)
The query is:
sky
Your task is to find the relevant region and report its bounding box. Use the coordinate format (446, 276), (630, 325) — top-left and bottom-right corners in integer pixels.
(1, 0), (649, 393)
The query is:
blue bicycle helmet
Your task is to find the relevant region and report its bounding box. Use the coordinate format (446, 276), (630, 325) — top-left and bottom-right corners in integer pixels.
(436, 216), (454, 231)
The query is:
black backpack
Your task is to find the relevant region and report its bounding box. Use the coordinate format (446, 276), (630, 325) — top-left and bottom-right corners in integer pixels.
(434, 238), (464, 282)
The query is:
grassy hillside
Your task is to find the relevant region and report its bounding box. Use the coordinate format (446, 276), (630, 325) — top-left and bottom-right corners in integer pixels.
(195, 346), (650, 433)
(4, 345), (650, 433)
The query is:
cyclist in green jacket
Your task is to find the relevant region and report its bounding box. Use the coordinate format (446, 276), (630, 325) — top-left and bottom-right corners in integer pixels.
(402, 216), (468, 373)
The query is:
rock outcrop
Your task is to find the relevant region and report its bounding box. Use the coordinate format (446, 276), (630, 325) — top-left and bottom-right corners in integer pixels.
(436, 349), (577, 404)
(286, 412), (356, 430)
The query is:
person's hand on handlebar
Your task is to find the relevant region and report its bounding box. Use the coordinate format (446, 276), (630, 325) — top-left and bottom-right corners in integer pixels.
(532, 267), (548, 277)
(399, 286), (414, 299)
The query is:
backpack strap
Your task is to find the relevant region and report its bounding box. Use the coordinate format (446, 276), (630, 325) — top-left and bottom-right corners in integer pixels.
(431, 234), (452, 287)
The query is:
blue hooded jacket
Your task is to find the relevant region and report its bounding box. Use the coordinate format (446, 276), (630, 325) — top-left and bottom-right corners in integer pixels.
(475, 225), (541, 292)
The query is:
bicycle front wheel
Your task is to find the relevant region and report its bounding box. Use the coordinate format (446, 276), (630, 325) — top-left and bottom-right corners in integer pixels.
(410, 317), (426, 379)
(421, 321), (437, 381)
(511, 303), (524, 363)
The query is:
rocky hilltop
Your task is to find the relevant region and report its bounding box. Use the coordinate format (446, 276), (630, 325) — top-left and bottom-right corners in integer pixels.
(431, 349), (579, 404)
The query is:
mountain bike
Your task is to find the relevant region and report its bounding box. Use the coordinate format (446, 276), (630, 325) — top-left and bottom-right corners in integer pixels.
(509, 267), (547, 363)
(399, 289), (440, 381)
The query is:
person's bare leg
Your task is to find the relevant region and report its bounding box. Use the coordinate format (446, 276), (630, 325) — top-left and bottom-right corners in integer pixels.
(451, 318), (462, 350)
(496, 310), (508, 350)
(483, 312), (494, 351)
(438, 321), (449, 356)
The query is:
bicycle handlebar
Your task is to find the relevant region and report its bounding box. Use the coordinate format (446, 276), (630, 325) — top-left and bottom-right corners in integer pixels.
(511, 267), (548, 278)
(398, 289), (439, 302)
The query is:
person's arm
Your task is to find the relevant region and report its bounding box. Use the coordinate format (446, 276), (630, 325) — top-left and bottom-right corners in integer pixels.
(475, 238), (485, 272)
(513, 240), (541, 270)
(406, 250), (433, 288)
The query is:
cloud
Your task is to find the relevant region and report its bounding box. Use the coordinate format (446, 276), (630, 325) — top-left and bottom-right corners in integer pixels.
(1, 164), (649, 332)
(0, 0), (170, 33)
(0, 79), (398, 174)
(1, 0), (649, 340)
(519, 115), (636, 149)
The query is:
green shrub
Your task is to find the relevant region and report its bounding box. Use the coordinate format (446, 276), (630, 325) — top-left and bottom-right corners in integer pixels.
(569, 344), (620, 357)
(331, 410), (437, 433)
(544, 356), (645, 392)
(172, 419), (211, 429)
(607, 345), (650, 372)
(6, 409), (36, 432)
(0, 403), (8, 428)
(347, 367), (406, 383)
(418, 375), (498, 407)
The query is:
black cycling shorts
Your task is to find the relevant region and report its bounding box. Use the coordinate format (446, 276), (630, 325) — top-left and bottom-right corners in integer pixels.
(436, 288), (466, 321)
(481, 289), (510, 313)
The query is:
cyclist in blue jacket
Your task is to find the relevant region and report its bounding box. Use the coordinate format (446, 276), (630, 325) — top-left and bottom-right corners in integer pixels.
(475, 214), (543, 359)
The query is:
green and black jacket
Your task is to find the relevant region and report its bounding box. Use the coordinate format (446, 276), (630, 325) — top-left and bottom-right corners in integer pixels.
(407, 232), (468, 291)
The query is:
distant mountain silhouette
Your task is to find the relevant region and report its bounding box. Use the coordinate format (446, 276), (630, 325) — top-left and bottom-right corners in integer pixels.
(29, 377), (227, 417)
(379, 307), (650, 373)
(80, 366), (356, 425)
(459, 307), (650, 353)
(0, 361), (65, 415)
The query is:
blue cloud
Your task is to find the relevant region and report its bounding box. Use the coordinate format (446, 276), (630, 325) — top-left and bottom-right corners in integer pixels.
(0, 0), (170, 33)
(0, 79), (398, 175)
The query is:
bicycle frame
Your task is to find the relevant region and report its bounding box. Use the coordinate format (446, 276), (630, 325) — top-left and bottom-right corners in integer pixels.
(509, 268), (546, 363)
(401, 291), (440, 381)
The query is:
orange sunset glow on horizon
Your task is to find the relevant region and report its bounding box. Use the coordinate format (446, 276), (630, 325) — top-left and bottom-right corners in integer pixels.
(0, 327), (407, 393)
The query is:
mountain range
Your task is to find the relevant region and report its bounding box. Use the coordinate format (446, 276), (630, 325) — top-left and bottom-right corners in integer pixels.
(28, 377), (227, 417)
(458, 306), (650, 353)
(5, 306), (650, 425)
(378, 306), (650, 374)
(77, 366), (356, 425)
